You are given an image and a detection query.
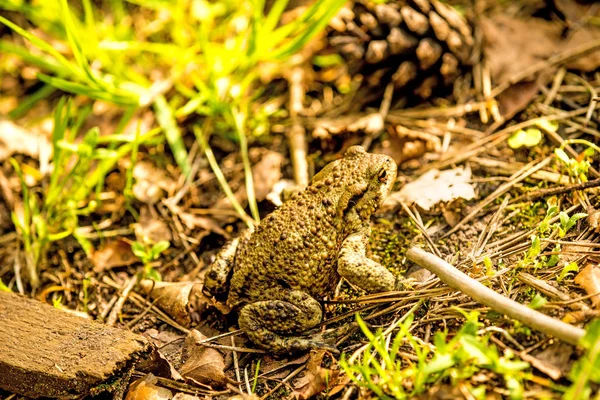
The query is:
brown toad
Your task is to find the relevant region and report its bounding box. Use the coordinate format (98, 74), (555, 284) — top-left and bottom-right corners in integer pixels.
(203, 146), (397, 353)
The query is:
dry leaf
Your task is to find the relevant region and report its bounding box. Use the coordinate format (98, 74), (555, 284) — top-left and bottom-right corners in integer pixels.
(481, 15), (563, 84)
(574, 263), (600, 309)
(136, 345), (184, 381)
(215, 148), (284, 210)
(173, 394), (202, 400)
(133, 161), (177, 204)
(260, 353), (310, 380)
(139, 280), (198, 325)
(533, 342), (575, 377)
(0, 119), (52, 161)
(226, 395), (260, 400)
(383, 166), (475, 211)
(134, 206), (172, 244)
(250, 148), (285, 202)
(587, 206), (600, 232)
(292, 350), (338, 400)
(91, 239), (137, 272)
(312, 113), (384, 139)
(265, 179), (297, 207)
(180, 330), (229, 388)
(497, 80), (546, 120)
(481, 14), (600, 117)
(178, 211), (229, 237)
(555, 0), (599, 22)
(125, 374), (172, 400)
(190, 282), (232, 315)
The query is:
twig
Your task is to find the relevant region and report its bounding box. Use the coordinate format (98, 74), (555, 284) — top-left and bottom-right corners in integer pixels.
(444, 156), (553, 237)
(287, 65), (309, 187)
(420, 107), (589, 174)
(471, 195), (510, 258)
(260, 363), (306, 400)
(543, 67), (567, 106)
(511, 178), (600, 203)
(406, 247), (585, 346)
(107, 275), (138, 326)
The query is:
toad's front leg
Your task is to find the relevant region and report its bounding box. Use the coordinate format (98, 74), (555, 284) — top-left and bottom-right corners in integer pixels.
(238, 290), (336, 354)
(338, 227), (396, 293)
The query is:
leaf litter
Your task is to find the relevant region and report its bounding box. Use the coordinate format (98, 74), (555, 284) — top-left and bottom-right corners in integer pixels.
(2, 0), (600, 399)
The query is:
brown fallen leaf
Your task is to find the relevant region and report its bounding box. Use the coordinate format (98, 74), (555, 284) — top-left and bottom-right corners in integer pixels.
(249, 148), (285, 202)
(125, 374), (172, 400)
(139, 280), (231, 326)
(574, 263), (600, 309)
(533, 342), (576, 377)
(226, 395), (260, 400)
(134, 206), (172, 244)
(481, 15), (563, 85)
(382, 166), (475, 212)
(180, 330), (230, 388)
(178, 209), (229, 237)
(312, 112), (384, 139)
(292, 350), (338, 400)
(555, 0), (600, 23)
(587, 205), (600, 233)
(91, 239), (137, 272)
(133, 161), (177, 204)
(215, 148), (284, 210)
(481, 13), (600, 117)
(260, 353), (310, 380)
(139, 280), (197, 326)
(173, 394), (202, 400)
(136, 345), (184, 382)
(497, 79), (546, 121)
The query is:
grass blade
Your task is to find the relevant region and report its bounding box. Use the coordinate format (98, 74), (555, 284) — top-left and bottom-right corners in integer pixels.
(153, 95), (191, 176)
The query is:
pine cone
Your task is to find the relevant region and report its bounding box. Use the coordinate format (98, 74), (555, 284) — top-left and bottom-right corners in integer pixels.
(324, 0), (475, 101)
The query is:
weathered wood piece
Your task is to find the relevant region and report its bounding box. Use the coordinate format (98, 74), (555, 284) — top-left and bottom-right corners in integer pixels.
(0, 291), (151, 398)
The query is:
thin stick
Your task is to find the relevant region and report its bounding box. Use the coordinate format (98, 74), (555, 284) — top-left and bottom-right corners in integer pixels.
(444, 156), (553, 237)
(287, 65), (309, 187)
(511, 178), (600, 203)
(106, 275), (138, 326)
(406, 247), (585, 346)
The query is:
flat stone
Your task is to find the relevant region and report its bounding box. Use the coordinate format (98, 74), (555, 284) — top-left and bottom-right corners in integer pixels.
(0, 291), (151, 398)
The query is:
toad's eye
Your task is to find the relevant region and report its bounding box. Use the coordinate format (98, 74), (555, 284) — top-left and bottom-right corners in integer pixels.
(377, 168), (387, 182)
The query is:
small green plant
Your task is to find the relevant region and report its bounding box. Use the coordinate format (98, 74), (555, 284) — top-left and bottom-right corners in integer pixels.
(558, 211), (587, 237)
(0, 279), (11, 292)
(52, 295), (64, 309)
(82, 277), (91, 313)
(340, 311), (531, 399)
(10, 98), (158, 286)
(564, 320), (600, 400)
(508, 128), (542, 149)
(554, 139), (600, 182)
(518, 199), (586, 273)
(527, 293), (547, 310)
(1, 0), (345, 181)
(131, 240), (170, 281)
(557, 261), (579, 282)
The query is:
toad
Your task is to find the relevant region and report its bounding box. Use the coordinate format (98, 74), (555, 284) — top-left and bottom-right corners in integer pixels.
(203, 146), (397, 353)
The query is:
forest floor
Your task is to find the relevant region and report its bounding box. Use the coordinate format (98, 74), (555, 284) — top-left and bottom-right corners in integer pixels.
(1, 0), (600, 399)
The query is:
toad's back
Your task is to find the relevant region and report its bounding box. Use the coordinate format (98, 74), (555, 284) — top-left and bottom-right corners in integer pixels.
(227, 187), (344, 307)
(226, 146), (397, 308)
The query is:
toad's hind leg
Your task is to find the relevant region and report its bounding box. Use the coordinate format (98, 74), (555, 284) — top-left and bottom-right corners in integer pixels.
(238, 290), (336, 354)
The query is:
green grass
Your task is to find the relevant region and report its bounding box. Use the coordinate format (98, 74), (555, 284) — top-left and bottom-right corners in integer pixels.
(1, 0), (345, 174)
(1, 0), (345, 282)
(9, 98), (161, 286)
(341, 311), (534, 400)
